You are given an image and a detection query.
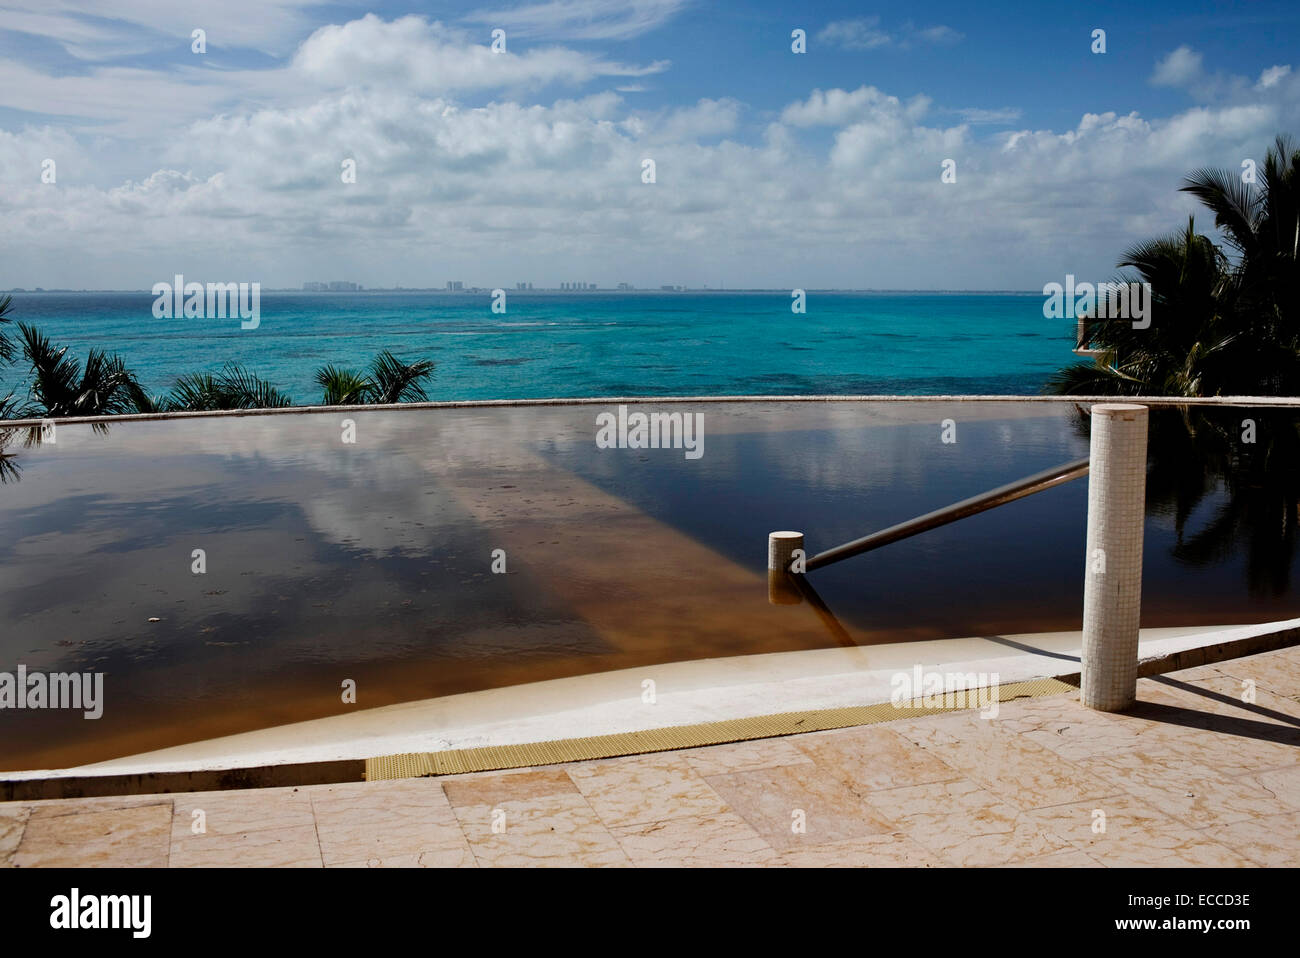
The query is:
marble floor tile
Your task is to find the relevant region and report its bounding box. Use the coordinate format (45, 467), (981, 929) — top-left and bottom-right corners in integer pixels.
(611, 812), (777, 867)
(703, 763), (896, 851)
(169, 824), (322, 868)
(170, 786), (316, 841)
(774, 832), (943, 868)
(796, 725), (962, 793)
(923, 726), (1115, 811)
(568, 754), (727, 828)
(1076, 752), (1294, 829)
(311, 778), (472, 866)
(454, 793), (631, 867)
(1026, 792), (1245, 867)
(13, 802), (172, 868)
(864, 778), (1072, 866)
(1211, 810), (1300, 866)
(442, 768), (578, 808)
(682, 738), (814, 777)
(0, 806), (30, 866)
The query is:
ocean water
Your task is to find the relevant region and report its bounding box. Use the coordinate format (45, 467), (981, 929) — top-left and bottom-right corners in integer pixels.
(0, 291), (1073, 403)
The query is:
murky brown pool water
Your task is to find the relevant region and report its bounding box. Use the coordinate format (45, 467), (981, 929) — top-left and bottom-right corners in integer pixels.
(1, 401), (1296, 769)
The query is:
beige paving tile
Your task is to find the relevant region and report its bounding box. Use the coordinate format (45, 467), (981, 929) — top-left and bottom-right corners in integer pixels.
(442, 768), (577, 808)
(703, 764), (896, 851)
(17, 793), (177, 817)
(1076, 751), (1294, 829)
(567, 754), (727, 828)
(0, 806), (30, 866)
(169, 824), (322, 867)
(1212, 810), (1300, 866)
(311, 778), (472, 866)
(797, 725), (962, 793)
(682, 738), (814, 777)
(13, 802), (172, 868)
(1216, 651), (1300, 700)
(775, 832), (942, 868)
(170, 786), (315, 841)
(864, 778), (1071, 866)
(922, 722), (1115, 811)
(1159, 673), (1300, 725)
(1026, 793), (1245, 867)
(1001, 848), (1102, 868)
(611, 812), (777, 867)
(884, 711), (980, 749)
(454, 793), (631, 867)
(326, 846), (477, 867)
(1247, 764), (1300, 809)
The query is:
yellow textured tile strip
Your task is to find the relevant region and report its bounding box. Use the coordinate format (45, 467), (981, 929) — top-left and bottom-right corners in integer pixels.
(365, 676), (1077, 781)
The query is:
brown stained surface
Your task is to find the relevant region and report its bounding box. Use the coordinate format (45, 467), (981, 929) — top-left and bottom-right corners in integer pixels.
(427, 443), (835, 661)
(4, 642), (1298, 868)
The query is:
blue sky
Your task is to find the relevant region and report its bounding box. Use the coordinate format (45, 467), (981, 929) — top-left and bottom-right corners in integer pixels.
(1, 1), (1298, 289)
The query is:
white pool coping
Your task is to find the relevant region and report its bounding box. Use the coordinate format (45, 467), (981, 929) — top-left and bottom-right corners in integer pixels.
(6, 618), (1296, 782)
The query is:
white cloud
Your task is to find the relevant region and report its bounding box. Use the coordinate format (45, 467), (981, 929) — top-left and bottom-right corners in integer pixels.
(1, 17), (1297, 291)
(0, 0), (325, 57)
(817, 17), (891, 51)
(292, 15), (667, 95)
(464, 0), (687, 41)
(957, 107), (1023, 125)
(780, 86), (931, 128)
(817, 17), (963, 51)
(1152, 45), (1204, 87)
(1258, 64), (1292, 89)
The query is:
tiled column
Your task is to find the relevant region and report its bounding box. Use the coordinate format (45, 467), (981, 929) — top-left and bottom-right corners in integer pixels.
(767, 531), (804, 605)
(1081, 403), (1148, 711)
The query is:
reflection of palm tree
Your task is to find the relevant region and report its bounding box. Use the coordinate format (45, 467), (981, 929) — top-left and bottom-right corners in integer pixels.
(1050, 135), (1300, 396)
(314, 351), (435, 405)
(1124, 407), (1300, 596)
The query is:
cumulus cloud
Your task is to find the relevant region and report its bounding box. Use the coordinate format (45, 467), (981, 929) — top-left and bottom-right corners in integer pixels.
(292, 15), (667, 94)
(1152, 45), (1204, 87)
(1, 15), (1297, 291)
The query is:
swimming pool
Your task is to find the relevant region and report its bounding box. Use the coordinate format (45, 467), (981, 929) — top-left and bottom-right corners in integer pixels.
(1, 399), (1296, 770)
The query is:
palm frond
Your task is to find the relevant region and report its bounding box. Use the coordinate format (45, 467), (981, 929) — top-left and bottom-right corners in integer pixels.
(366, 351), (435, 404)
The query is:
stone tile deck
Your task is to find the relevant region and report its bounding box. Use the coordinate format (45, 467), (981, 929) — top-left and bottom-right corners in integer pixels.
(4, 644), (1299, 867)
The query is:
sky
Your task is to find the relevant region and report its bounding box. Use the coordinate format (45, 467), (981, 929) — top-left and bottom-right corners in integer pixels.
(1, 0), (1298, 290)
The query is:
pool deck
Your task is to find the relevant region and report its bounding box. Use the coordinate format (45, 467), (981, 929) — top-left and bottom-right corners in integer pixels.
(3, 642), (1299, 867)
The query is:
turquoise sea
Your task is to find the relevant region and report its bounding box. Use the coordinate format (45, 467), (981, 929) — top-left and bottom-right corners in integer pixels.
(1, 291), (1074, 402)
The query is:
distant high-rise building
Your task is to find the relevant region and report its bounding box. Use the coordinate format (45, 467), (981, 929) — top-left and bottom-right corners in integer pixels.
(617, 282), (633, 290)
(446, 281), (464, 291)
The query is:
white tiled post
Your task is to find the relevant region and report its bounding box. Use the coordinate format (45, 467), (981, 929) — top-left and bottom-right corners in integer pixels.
(1081, 403), (1148, 711)
(768, 531), (804, 605)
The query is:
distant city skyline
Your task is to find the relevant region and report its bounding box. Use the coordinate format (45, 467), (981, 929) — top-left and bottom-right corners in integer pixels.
(1, 1), (1298, 290)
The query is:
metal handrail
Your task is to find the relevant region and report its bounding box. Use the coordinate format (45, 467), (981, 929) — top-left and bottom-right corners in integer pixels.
(802, 456), (1090, 572)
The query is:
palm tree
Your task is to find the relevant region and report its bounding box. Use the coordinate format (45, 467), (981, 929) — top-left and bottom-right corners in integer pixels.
(1049, 135), (1300, 396)
(0, 294), (15, 366)
(16, 322), (154, 418)
(313, 351), (435, 405)
(165, 365), (292, 411)
(313, 364), (373, 405)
